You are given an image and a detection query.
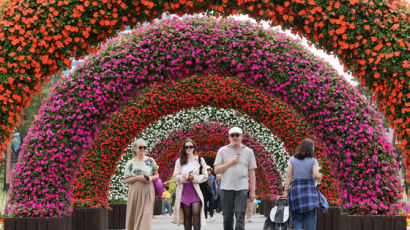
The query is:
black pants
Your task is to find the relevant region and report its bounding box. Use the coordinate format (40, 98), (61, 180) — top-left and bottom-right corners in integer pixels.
(204, 196), (214, 218)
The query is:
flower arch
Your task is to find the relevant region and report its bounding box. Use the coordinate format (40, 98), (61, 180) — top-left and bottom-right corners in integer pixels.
(7, 18), (401, 216)
(74, 74), (320, 208)
(0, 0), (408, 168)
(86, 77), (339, 207)
(131, 106), (290, 172)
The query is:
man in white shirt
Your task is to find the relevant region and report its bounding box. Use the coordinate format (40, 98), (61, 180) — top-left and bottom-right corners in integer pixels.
(214, 127), (257, 230)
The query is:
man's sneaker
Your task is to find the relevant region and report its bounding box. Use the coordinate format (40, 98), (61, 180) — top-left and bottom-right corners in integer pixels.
(211, 217), (215, 221)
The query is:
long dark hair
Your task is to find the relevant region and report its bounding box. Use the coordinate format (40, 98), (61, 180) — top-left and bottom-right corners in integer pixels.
(294, 139), (315, 160)
(179, 138), (197, 166)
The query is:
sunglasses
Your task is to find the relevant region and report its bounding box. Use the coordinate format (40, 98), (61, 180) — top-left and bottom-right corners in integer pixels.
(138, 146), (147, 150)
(184, 145), (195, 150)
(229, 133), (241, 138)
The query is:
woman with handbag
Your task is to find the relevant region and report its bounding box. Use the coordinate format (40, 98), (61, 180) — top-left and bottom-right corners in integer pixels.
(172, 138), (208, 230)
(283, 139), (323, 230)
(123, 139), (159, 230)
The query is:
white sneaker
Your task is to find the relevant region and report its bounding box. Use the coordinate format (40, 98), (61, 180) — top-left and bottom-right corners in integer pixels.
(211, 217), (215, 221)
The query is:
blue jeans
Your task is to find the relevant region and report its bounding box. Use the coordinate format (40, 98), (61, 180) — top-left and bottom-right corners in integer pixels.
(162, 198), (171, 214)
(221, 190), (248, 230)
(291, 208), (317, 230)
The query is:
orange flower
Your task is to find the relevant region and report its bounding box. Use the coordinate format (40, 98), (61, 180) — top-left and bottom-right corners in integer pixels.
(391, 24), (399, 30)
(335, 25), (346, 34)
(374, 42), (383, 51)
(374, 72), (380, 79)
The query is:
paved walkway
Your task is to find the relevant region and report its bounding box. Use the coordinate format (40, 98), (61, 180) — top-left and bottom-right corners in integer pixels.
(150, 212), (267, 230)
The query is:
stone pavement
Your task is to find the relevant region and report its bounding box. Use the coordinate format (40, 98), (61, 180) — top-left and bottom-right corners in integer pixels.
(151, 212), (267, 230)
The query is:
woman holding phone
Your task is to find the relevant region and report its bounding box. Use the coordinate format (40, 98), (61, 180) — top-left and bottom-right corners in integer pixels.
(172, 139), (208, 230)
(123, 139), (159, 230)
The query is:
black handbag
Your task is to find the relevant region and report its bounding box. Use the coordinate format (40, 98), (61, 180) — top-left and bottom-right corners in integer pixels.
(198, 156), (213, 200)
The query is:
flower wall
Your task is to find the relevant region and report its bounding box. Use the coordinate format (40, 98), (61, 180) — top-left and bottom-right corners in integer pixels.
(7, 18), (400, 216)
(0, 0), (408, 168)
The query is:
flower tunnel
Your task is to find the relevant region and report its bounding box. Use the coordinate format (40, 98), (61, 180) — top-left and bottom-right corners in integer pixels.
(73, 75), (325, 206)
(106, 105), (292, 200)
(7, 18), (401, 217)
(101, 83), (340, 206)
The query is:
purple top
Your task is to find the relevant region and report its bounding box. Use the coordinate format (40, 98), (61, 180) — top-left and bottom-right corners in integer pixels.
(181, 181), (201, 206)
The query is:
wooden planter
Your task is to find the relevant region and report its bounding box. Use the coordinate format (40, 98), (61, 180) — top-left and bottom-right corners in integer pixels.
(316, 207), (340, 230)
(338, 213), (406, 230)
(72, 208), (108, 230)
(108, 203), (126, 229)
(5, 215), (72, 230)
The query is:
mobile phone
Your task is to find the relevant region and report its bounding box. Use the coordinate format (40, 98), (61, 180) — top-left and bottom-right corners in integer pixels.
(143, 175), (149, 181)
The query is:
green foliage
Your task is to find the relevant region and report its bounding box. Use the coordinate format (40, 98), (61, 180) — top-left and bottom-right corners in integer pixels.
(72, 199), (105, 209)
(107, 197), (127, 204)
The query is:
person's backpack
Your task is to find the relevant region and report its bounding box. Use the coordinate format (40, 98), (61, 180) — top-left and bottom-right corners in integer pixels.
(197, 156), (213, 200)
(263, 197), (291, 230)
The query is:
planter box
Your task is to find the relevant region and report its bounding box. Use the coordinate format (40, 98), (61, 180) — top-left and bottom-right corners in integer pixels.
(338, 213), (406, 230)
(316, 207), (340, 230)
(5, 215), (72, 230)
(153, 198), (163, 215)
(108, 203), (126, 229)
(72, 208), (108, 230)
